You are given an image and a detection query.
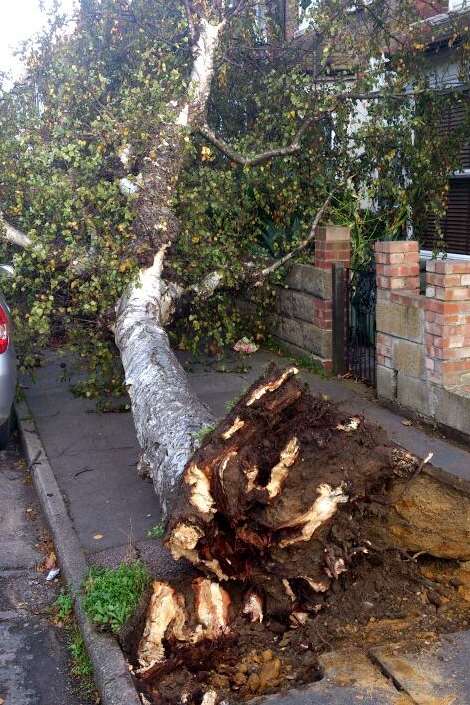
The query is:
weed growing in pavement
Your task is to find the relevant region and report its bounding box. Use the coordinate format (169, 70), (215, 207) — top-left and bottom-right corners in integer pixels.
(53, 590), (73, 621)
(147, 523), (166, 539)
(193, 424), (215, 443)
(50, 591), (98, 700)
(83, 561), (150, 634)
(68, 624), (98, 700)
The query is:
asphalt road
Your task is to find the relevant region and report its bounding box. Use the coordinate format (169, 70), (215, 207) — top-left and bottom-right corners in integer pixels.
(0, 434), (94, 705)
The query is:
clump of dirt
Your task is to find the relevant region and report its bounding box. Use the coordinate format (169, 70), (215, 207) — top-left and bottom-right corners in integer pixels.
(130, 553), (470, 705)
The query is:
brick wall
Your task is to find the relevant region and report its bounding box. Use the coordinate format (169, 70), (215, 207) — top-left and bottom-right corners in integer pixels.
(375, 240), (470, 436)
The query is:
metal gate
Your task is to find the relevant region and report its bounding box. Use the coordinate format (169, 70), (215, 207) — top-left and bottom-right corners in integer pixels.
(332, 262), (377, 386)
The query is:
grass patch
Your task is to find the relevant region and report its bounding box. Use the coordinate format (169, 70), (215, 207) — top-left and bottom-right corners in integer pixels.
(50, 591), (98, 700)
(68, 624), (96, 698)
(147, 522), (166, 539)
(53, 590), (73, 621)
(83, 561), (150, 634)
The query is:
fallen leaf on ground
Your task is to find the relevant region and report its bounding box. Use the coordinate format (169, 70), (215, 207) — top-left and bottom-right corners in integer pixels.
(44, 552), (57, 571)
(93, 533), (104, 540)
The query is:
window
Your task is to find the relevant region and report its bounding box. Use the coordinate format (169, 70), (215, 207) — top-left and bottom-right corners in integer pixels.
(422, 178), (470, 254)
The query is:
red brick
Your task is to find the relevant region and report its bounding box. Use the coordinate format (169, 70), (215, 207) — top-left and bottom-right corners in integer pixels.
(426, 272), (461, 287)
(444, 287), (470, 302)
(431, 285), (470, 302)
(426, 259), (470, 275)
(374, 240), (419, 253)
(390, 291), (425, 307)
(442, 359), (470, 372)
(440, 346), (470, 360)
(315, 225), (350, 244)
(425, 300), (470, 315)
(424, 321), (443, 336)
(377, 264), (419, 277)
(377, 275), (419, 290)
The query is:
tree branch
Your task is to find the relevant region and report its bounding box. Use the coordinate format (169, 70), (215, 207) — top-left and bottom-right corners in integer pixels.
(183, 0), (196, 44)
(199, 117), (315, 166)
(0, 216), (31, 248)
(198, 82), (440, 169)
(254, 192), (334, 280)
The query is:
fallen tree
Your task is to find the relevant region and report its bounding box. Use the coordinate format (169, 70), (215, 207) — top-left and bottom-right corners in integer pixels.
(2, 0), (469, 523)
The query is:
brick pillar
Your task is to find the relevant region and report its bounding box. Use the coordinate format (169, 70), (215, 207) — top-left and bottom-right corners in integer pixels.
(425, 259), (470, 387)
(313, 225), (351, 371)
(374, 241), (420, 374)
(374, 240), (420, 292)
(315, 225), (351, 270)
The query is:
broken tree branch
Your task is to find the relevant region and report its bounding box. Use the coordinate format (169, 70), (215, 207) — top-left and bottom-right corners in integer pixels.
(253, 192), (334, 281)
(199, 117), (316, 166)
(0, 216), (31, 248)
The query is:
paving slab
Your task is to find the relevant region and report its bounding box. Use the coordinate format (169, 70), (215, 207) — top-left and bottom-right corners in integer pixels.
(254, 649), (411, 705)
(370, 632), (470, 705)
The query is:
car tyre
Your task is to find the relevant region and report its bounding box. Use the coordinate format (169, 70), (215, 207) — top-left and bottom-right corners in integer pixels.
(0, 408), (12, 449)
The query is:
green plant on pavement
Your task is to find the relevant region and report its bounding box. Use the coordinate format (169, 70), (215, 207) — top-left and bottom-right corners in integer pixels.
(147, 522), (166, 539)
(83, 561), (150, 634)
(53, 590), (73, 621)
(193, 424), (215, 443)
(68, 624), (97, 700)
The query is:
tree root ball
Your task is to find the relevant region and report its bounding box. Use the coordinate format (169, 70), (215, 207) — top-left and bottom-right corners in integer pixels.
(127, 365), (470, 704)
(165, 364), (425, 616)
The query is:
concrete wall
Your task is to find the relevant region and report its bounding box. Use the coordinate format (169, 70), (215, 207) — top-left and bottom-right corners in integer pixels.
(375, 241), (470, 437)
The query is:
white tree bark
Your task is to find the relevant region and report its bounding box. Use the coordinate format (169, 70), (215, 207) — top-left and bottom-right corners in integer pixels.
(115, 18), (224, 519)
(115, 248), (215, 518)
(0, 217), (31, 248)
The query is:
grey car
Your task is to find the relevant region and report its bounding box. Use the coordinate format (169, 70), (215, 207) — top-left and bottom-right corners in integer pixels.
(0, 265), (16, 448)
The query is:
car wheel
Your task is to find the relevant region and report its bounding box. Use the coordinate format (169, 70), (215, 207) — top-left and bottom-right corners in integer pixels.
(0, 409), (12, 449)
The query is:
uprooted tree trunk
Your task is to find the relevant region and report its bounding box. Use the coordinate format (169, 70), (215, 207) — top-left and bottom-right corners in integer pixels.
(1, 4), (331, 519)
(114, 16), (225, 516)
(127, 364), (470, 690)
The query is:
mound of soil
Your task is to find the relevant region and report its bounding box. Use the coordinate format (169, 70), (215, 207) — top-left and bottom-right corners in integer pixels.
(124, 365), (470, 705)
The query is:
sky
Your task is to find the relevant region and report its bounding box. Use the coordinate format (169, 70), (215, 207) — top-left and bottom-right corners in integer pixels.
(0, 0), (75, 78)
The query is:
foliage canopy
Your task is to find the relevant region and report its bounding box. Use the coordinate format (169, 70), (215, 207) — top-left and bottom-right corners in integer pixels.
(0, 0), (469, 397)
